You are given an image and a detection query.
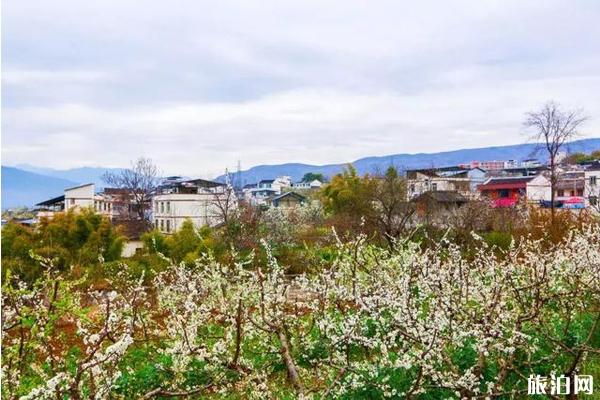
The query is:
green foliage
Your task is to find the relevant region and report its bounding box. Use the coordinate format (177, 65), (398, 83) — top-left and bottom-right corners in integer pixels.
(564, 150), (600, 164)
(166, 219), (203, 264)
(482, 231), (513, 250)
(1, 206), (36, 220)
(2, 209), (124, 283)
(321, 165), (375, 217)
(301, 172), (325, 182)
(140, 220), (223, 265)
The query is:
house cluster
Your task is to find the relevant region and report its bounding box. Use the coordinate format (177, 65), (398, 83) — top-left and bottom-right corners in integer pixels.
(34, 175), (325, 235)
(241, 175), (323, 206)
(407, 157), (600, 210)
(30, 155), (600, 235)
(34, 183), (139, 221)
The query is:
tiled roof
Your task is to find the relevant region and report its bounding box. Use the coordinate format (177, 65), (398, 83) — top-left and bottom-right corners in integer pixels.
(271, 191), (306, 201)
(36, 195), (65, 206)
(412, 191), (467, 203)
(482, 176), (535, 186)
(587, 162), (600, 171)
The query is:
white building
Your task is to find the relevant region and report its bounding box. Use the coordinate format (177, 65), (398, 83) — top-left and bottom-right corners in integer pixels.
(293, 179), (323, 190)
(152, 178), (235, 233)
(526, 171), (588, 209)
(584, 162), (600, 209)
(525, 174), (551, 203)
(37, 183), (139, 221)
(242, 176), (293, 206)
(272, 176), (292, 192)
(64, 183), (96, 212)
(406, 167), (486, 200)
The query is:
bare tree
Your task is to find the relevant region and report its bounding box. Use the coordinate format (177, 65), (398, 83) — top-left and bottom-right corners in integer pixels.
(210, 184), (238, 226)
(524, 101), (587, 220)
(102, 157), (160, 222)
(370, 166), (415, 247)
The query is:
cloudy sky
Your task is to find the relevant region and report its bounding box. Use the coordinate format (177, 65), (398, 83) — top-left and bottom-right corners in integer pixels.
(2, 0), (600, 177)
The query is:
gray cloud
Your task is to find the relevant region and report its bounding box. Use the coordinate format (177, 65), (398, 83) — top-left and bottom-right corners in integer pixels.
(2, 0), (600, 176)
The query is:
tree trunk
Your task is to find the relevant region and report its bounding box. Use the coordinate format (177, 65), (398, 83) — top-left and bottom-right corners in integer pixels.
(278, 328), (304, 396)
(550, 159), (556, 223)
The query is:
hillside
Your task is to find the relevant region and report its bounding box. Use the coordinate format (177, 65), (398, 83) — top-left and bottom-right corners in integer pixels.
(1, 167), (77, 209)
(216, 138), (600, 184)
(14, 164), (124, 187)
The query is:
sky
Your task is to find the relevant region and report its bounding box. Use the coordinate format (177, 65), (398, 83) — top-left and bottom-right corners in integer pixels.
(2, 0), (600, 177)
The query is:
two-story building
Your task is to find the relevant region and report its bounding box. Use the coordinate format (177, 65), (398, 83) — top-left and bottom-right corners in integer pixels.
(406, 166), (485, 200)
(152, 177), (234, 233)
(243, 176), (293, 206)
(478, 176), (535, 207)
(293, 179), (323, 190)
(36, 183), (135, 221)
(584, 162), (600, 209)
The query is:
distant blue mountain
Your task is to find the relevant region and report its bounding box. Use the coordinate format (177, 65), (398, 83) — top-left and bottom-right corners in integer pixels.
(216, 138), (600, 184)
(14, 164), (125, 187)
(1, 167), (78, 209)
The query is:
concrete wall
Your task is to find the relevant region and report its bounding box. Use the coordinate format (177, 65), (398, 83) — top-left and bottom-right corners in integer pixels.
(152, 192), (233, 233)
(65, 184), (95, 211)
(584, 169), (600, 207)
(526, 175), (551, 202)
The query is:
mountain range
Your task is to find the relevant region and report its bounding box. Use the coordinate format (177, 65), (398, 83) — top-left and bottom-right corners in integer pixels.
(2, 138), (600, 209)
(1, 167), (78, 210)
(1, 166), (124, 210)
(216, 138), (600, 185)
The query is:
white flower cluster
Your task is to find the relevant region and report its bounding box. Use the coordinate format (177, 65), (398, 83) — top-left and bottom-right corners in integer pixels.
(4, 225), (599, 399)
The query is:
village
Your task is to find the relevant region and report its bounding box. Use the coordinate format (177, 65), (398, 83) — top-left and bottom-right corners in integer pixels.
(23, 151), (600, 240)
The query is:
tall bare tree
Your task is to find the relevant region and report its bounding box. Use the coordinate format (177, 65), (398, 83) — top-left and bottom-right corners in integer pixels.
(210, 183), (238, 226)
(524, 101), (587, 220)
(370, 166), (415, 247)
(102, 157), (160, 222)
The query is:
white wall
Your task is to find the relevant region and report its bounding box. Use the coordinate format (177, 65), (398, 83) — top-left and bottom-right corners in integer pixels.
(407, 175), (472, 200)
(65, 184), (95, 211)
(526, 175), (551, 202)
(152, 192), (234, 233)
(584, 169), (600, 208)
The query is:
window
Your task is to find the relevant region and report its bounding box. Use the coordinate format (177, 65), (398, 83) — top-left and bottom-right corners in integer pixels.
(577, 188), (584, 197)
(160, 202), (164, 213)
(409, 184), (415, 193)
(160, 219), (164, 231)
(591, 176), (598, 186)
(154, 201), (158, 213)
(557, 189), (564, 197)
(431, 183), (437, 191)
(166, 220), (170, 233)
(166, 201), (171, 213)
(499, 189), (509, 198)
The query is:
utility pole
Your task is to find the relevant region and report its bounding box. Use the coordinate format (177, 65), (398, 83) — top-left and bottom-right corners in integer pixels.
(236, 160), (242, 190)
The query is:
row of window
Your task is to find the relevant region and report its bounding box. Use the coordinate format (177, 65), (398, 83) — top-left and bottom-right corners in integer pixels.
(409, 183), (438, 192)
(556, 189), (584, 197)
(94, 201), (112, 212)
(155, 219), (171, 233)
(154, 201), (171, 214)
